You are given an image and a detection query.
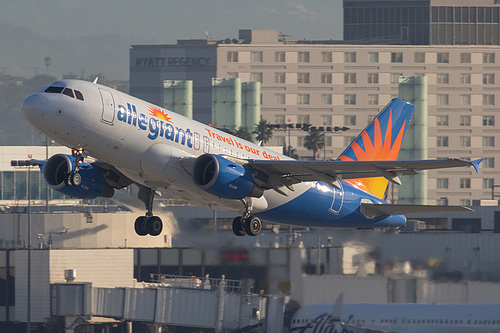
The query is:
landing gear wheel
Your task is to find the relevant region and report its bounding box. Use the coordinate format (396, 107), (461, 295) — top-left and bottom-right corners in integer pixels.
(134, 216), (148, 236)
(232, 216), (246, 236)
(146, 216), (163, 236)
(244, 216), (262, 236)
(70, 172), (82, 186)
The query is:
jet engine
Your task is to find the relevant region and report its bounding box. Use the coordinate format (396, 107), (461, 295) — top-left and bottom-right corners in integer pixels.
(43, 154), (114, 199)
(192, 154), (263, 199)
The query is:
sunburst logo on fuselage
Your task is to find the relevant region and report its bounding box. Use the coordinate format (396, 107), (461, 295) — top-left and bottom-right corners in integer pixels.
(339, 109), (407, 199)
(149, 106), (173, 123)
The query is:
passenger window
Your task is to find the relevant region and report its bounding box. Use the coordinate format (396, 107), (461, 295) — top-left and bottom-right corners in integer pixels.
(63, 88), (74, 98)
(45, 86), (64, 93)
(74, 90), (84, 101)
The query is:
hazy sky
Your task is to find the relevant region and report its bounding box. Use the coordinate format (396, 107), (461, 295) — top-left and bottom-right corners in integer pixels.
(0, 0), (344, 80)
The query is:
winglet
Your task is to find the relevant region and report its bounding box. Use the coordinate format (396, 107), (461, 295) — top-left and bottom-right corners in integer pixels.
(471, 158), (483, 174)
(331, 292), (344, 322)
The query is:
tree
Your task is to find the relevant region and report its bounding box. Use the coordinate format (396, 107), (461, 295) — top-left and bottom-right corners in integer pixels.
(252, 119), (273, 145)
(304, 128), (325, 160)
(284, 146), (299, 159)
(234, 127), (254, 142)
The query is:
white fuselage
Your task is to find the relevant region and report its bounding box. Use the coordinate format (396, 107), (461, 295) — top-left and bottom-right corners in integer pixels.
(291, 302), (500, 333)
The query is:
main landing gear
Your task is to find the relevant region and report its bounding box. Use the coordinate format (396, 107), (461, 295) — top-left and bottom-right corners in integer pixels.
(232, 215), (262, 237)
(134, 186), (163, 236)
(66, 148), (87, 186)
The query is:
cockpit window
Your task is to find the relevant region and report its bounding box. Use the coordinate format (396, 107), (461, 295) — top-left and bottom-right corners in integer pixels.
(74, 90), (84, 101)
(45, 86), (64, 93)
(63, 88), (74, 98)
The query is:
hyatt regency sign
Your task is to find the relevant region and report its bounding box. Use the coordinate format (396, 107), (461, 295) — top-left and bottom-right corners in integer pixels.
(135, 57), (210, 67)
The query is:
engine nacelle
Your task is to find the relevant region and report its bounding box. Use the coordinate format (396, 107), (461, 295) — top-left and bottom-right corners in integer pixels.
(192, 154), (262, 199)
(43, 154), (114, 199)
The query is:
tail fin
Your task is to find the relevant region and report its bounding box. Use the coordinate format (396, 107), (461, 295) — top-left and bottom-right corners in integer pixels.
(338, 98), (414, 199)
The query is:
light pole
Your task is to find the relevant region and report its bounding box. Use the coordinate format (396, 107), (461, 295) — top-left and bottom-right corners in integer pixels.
(27, 165), (31, 333)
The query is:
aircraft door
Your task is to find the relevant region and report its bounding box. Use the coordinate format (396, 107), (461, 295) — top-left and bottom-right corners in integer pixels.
(329, 182), (344, 215)
(99, 88), (115, 124)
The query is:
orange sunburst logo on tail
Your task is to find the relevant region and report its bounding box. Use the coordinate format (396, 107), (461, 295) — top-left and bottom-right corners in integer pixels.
(149, 106), (173, 123)
(339, 109), (406, 199)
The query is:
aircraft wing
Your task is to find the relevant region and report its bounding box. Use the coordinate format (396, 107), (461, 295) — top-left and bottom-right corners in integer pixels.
(247, 158), (483, 189)
(360, 203), (473, 218)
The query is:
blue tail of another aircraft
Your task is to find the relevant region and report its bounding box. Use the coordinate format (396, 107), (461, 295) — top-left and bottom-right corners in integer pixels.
(337, 98), (414, 199)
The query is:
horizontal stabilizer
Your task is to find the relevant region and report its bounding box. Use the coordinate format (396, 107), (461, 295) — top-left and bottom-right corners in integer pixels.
(361, 203), (473, 218)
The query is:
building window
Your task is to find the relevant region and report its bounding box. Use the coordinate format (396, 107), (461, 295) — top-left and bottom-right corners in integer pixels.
(483, 157), (495, 168)
(414, 52), (425, 63)
(391, 52), (403, 63)
(344, 73), (357, 84)
(483, 94), (495, 105)
(275, 51), (285, 62)
(344, 115), (356, 126)
(227, 51), (238, 62)
(298, 114), (310, 124)
(483, 178), (495, 189)
(391, 73), (402, 84)
(368, 52), (379, 63)
(483, 74), (495, 85)
(483, 52), (495, 64)
(460, 115), (471, 126)
(437, 136), (449, 147)
(368, 94), (379, 105)
(460, 73), (471, 84)
(321, 52), (332, 62)
(460, 199), (471, 206)
(460, 53), (471, 63)
(321, 115), (332, 126)
(460, 178), (471, 189)
(344, 136), (356, 146)
(251, 51), (263, 62)
(321, 94), (332, 105)
(325, 136), (333, 147)
(437, 52), (449, 63)
(437, 178), (449, 189)
(483, 116), (495, 126)
(275, 94), (285, 105)
(460, 136), (471, 147)
(367, 73), (379, 84)
(344, 52), (356, 63)
(227, 72), (238, 78)
(297, 94), (310, 104)
(250, 72), (263, 83)
(436, 197), (448, 206)
(344, 94), (356, 105)
(274, 72), (285, 83)
(298, 51), (310, 63)
(436, 115), (449, 126)
(274, 114), (286, 124)
(298, 73), (310, 84)
(460, 94), (471, 105)
(321, 73), (332, 84)
(483, 136), (495, 147)
(275, 136), (285, 146)
(437, 73), (449, 84)
(437, 94), (449, 105)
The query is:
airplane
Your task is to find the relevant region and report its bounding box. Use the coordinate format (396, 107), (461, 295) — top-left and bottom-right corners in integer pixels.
(18, 79), (482, 237)
(290, 294), (500, 332)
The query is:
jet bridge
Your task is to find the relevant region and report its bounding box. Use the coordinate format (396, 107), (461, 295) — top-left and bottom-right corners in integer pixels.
(51, 274), (284, 332)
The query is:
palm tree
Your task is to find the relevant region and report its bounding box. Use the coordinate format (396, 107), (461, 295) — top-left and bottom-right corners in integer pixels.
(252, 119), (273, 145)
(234, 127), (254, 142)
(304, 128), (325, 160)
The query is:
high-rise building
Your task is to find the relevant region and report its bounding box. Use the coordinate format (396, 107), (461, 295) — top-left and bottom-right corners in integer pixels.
(130, 29), (500, 205)
(344, 0), (500, 45)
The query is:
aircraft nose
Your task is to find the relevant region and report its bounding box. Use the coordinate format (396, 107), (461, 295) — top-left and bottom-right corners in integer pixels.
(21, 93), (49, 123)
